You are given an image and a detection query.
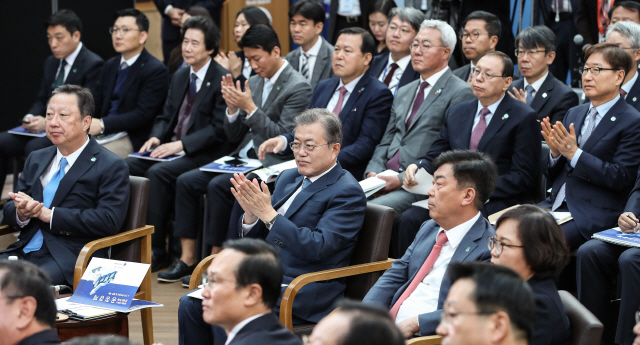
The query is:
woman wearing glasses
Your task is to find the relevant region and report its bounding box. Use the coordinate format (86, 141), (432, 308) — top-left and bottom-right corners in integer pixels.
(490, 205), (571, 345)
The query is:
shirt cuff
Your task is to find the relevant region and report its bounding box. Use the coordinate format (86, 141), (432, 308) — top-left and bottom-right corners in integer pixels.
(570, 149), (583, 167)
(245, 108), (258, 120)
(279, 135), (288, 153)
(100, 119), (105, 133)
(164, 5), (173, 15)
(241, 214), (260, 236)
(16, 210), (30, 228)
(548, 151), (561, 167)
(226, 108), (240, 123)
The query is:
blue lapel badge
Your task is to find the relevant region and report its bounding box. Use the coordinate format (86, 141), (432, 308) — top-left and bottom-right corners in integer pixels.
(435, 89), (442, 95)
(141, 63), (145, 67)
(276, 86), (281, 91)
(91, 157), (96, 162)
(466, 247), (470, 252)
(502, 114), (509, 120)
(611, 116), (617, 121)
(206, 82), (211, 87)
(358, 87), (365, 93)
(542, 93), (547, 98)
(634, 97), (638, 102)
(73, 68), (77, 73)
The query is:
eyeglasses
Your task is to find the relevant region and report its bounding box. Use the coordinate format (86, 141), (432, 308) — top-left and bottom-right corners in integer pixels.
(290, 142), (330, 153)
(488, 236), (524, 255)
(109, 26), (139, 35)
(471, 69), (506, 81)
(579, 66), (621, 76)
(410, 42), (447, 53)
(201, 273), (235, 290)
(514, 49), (547, 57)
(440, 310), (496, 325)
(459, 31), (490, 41)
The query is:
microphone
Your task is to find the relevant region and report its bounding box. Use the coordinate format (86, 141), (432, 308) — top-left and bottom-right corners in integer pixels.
(573, 34), (583, 46)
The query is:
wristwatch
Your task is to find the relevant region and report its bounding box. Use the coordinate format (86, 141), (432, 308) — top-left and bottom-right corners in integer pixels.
(264, 215), (278, 230)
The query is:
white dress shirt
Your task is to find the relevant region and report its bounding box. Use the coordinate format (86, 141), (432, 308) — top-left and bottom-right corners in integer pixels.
(16, 136), (91, 228)
(471, 94), (505, 131)
(523, 71), (549, 99)
(191, 57), (211, 93)
(395, 212), (482, 324)
(241, 163), (337, 233)
(120, 52), (141, 69)
(299, 36), (323, 81)
(378, 53), (412, 92)
(326, 73), (365, 113)
(55, 41), (83, 86)
(621, 72), (637, 98)
(405, 66), (449, 122)
(224, 313), (268, 345)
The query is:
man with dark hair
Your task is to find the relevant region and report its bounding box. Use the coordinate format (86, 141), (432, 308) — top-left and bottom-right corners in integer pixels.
(126, 15), (233, 271)
(454, 11), (500, 83)
(156, 23), (311, 280)
(198, 238), (301, 345)
(0, 85), (131, 286)
(0, 9), (103, 190)
(365, 20), (475, 225)
(308, 300), (405, 345)
(436, 262), (535, 345)
(539, 42), (640, 250)
(363, 150), (498, 338)
(535, 0), (579, 85)
(508, 25), (579, 123)
(90, 9), (168, 159)
(398, 51), (540, 255)
(605, 21), (640, 111)
(610, 1), (640, 25)
(286, 0), (334, 89)
(259, 27), (393, 179)
(177, 108), (367, 345)
(0, 260), (60, 345)
(369, 7), (424, 94)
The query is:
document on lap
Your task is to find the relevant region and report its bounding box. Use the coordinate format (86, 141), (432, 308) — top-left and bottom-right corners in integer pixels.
(199, 156), (263, 174)
(128, 150), (185, 162)
(402, 168), (433, 195)
(95, 132), (127, 145)
(360, 170), (398, 197)
(488, 205), (572, 225)
(247, 159), (297, 183)
(593, 227), (640, 248)
(8, 126), (46, 137)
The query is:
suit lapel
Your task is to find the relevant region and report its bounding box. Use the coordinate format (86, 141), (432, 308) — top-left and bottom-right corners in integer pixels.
(65, 47), (86, 85)
(186, 61), (217, 131)
(289, 48), (300, 71)
(582, 98), (626, 152)
(477, 96), (512, 151)
(262, 66), (289, 109)
(283, 165), (341, 218)
(117, 49), (148, 103)
(530, 74), (555, 111)
(317, 78), (340, 108)
(450, 216), (486, 262)
(626, 71), (640, 108)
(460, 102), (477, 149)
(407, 70), (453, 132)
(50, 138), (100, 208)
(311, 38), (331, 86)
(33, 148), (57, 202)
(399, 62), (418, 89)
(397, 81), (420, 135)
(273, 175), (304, 210)
(339, 74), (369, 120)
(370, 55), (387, 79)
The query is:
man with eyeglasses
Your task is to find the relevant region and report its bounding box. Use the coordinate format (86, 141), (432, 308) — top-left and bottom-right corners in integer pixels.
(605, 21), (640, 111)
(397, 51), (540, 256)
(197, 238), (301, 345)
(364, 20), (474, 232)
(508, 25), (579, 123)
(363, 150), (497, 339)
(177, 109), (366, 345)
(369, 7), (424, 95)
(89, 9), (168, 159)
(453, 11), (500, 84)
(436, 262), (535, 345)
(538, 42), (640, 250)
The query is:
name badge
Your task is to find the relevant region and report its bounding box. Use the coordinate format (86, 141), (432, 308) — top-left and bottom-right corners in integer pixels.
(339, 0), (354, 12)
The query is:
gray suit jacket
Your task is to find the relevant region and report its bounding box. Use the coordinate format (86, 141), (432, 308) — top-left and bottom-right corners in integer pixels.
(453, 63), (471, 82)
(362, 215), (494, 335)
(224, 62), (312, 166)
(365, 68), (475, 179)
(286, 37), (334, 90)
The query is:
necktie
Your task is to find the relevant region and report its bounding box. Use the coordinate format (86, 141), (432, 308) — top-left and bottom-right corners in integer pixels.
(300, 53), (310, 80)
(332, 86), (348, 116)
(190, 73), (198, 98)
(467, 66), (475, 83)
(389, 231), (448, 320)
(552, 107), (599, 211)
(469, 108), (491, 151)
(405, 81), (430, 130)
(525, 85), (535, 105)
(302, 178), (311, 190)
(262, 79), (273, 107)
(52, 59), (68, 89)
(383, 63), (399, 87)
(23, 158), (68, 254)
(621, 89), (627, 98)
(120, 62), (129, 70)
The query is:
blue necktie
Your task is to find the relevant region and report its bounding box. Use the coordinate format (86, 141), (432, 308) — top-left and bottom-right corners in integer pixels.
(190, 73), (198, 98)
(23, 157), (68, 254)
(302, 178), (311, 190)
(525, 85), (535, 105)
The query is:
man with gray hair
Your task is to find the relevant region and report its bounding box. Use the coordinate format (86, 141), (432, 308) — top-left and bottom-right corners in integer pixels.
(605, 20), (640, 111)
(369, 7), (425, 94)
(365, 19), (475, 235)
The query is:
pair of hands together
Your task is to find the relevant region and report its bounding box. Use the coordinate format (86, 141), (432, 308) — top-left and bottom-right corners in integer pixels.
(229, 173), (278, 226)
(214, 52), (243, 78)
(220, 74), (257, 115)
(9, 192), (52, 223)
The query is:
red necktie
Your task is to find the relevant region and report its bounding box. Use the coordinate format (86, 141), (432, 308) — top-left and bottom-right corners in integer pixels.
(621, 89), (627, 98)
(389, 231), (448, 320)
(469, 107), (491, 151)
(383, 63), (399, 87)
(332, 86), (348, 116)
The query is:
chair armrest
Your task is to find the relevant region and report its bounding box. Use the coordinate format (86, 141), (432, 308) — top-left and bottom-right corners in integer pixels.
(0, 225), (18, 236)
(279, 259), (394, 330)
(189, 255), (217, 290)
(74, 225), (154, 290)
(405, 335), (443, 345)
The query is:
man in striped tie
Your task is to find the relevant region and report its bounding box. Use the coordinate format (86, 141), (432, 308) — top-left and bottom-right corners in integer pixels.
(363, 150), (497, 339)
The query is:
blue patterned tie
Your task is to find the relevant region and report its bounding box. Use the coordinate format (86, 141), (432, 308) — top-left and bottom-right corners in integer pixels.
(23, 158), (68, 254)
(525, 85), (535, 105)
(302, 178), (311, 190)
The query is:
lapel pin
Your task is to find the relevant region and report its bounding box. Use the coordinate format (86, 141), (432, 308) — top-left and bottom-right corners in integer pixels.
(276, 86), (281, 91)
(502, 114), (509, 120)
(360, 87), (365, 92)
(91, 157), (96, 162)
(611, 116), (617, 121)
(634, 97), (638, 102)
(141, 63), (145, 67)
(435, 89), (442, 95)
(353, 108), (357, 111)
(465, 247), (470, 252)
(73, 68), (77, 73)
(542, 93), (547, 98)
(206, 82), (211, 87)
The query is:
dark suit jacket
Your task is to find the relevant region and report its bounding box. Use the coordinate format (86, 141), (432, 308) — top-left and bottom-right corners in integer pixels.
(624, 73), (640, 112)
(327, 0), (368, 43)
(153, 0), (224, 41)
(1, 137), (130, 285)
(362, 215), (494, 335)
(93, 49), (169, 151)
(416, 96), (541, 215)
(540, 98), (640, 238)
(452, 63), (472, 82)
(281, 73), (393, 179)
(509, 73), (579, 123)
(285, 37), (334, 89)
(535, 0), (579, 25)
(150, 59), (234, 160)
(369, 53), (420, 94)
(243, 163), (367, 322)
(29, 45), (104, 116)
(577, 0), (599, 46)
(15, 329), (61, 345)
(529, 278), (571, 345)
(229, 313), (302, 345)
